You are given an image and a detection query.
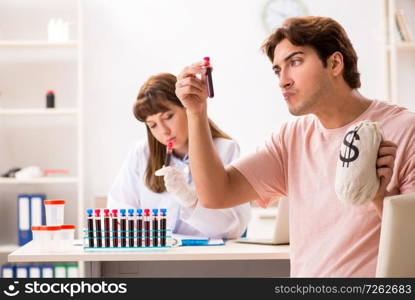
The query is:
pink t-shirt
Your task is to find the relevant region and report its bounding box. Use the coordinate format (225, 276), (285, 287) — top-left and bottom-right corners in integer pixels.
(233, 100), (415, 277)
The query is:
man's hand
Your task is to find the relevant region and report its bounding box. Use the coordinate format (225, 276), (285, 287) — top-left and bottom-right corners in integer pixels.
(372, 140), (399, 216)
(175, 61), (209, 116)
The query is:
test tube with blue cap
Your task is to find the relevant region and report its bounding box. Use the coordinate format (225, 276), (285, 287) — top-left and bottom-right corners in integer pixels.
(128, 209), (135, 247)
(152, 209), (159, 247)
(120, 209), (127, 247)
(136, 209), (143, 247)
(86, 209), (94, 247)
(160, 208), (167, 246)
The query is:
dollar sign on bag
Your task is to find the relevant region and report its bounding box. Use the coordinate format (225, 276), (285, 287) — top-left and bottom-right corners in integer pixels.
(340, 130), (360, 167)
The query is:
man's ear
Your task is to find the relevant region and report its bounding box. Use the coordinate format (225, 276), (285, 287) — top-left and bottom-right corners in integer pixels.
(328, 51), (344, 77)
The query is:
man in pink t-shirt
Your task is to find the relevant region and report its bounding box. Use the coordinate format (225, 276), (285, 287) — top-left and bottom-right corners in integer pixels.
(174, 17), (415, 277)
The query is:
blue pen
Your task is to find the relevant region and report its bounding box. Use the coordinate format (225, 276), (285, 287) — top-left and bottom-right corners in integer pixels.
(181, 239), (209, 246)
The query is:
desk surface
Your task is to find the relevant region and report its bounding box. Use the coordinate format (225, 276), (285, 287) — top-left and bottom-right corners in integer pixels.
(8, 240), (290, 263)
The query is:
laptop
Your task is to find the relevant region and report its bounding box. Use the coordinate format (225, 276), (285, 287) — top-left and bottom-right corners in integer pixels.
(236, 197), (289, 245)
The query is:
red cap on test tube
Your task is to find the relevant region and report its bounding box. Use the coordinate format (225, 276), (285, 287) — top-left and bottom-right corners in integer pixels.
(203, 57), (210, 67)
(111, 209), (118, 217)
(103, 209), (110, 217)
(94, 209), (101, 217)
(144, 209), (150, 217)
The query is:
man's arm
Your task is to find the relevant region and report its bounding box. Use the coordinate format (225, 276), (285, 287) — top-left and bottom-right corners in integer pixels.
(176, 62), (259, 208)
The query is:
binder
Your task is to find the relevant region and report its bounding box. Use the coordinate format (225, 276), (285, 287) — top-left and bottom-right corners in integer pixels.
(41, 265), (54, 278)
(16, 265), (29, 278)
(29, 265), (42, 278)
(66, 264), (79, 278)
(1, 265), (15, 278)
(17, 194), (32, 246)
(54, 264), (67, 278)
(30, 194), (46, 226)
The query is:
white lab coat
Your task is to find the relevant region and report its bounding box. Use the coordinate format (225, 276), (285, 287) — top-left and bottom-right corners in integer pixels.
(107, 137), (251, 239)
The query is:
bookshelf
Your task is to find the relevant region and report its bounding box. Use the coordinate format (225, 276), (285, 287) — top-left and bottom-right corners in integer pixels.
(0, 0), (84, 277)
(385, 0), (415, 111)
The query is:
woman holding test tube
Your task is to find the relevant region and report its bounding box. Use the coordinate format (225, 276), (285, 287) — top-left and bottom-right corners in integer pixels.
(107, 73), (250, 239)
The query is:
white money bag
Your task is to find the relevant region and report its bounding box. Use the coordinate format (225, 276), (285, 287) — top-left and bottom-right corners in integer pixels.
(335, 121), (382, 205)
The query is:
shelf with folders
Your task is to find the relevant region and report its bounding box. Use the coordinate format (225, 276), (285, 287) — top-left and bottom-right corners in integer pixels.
(0, 108), (79, 116)
(84, 208), (172, 251)
(0, 41), (78, 48)
(0, 177), (79, 185)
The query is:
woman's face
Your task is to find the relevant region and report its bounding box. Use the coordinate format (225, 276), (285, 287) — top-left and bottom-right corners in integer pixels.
(145, 101), (189, 157)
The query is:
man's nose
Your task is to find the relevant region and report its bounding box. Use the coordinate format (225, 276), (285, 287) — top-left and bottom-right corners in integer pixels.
(279, 69), (294, 89)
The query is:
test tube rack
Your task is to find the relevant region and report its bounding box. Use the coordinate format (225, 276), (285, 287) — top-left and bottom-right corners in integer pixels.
(83, 208), (172, 251)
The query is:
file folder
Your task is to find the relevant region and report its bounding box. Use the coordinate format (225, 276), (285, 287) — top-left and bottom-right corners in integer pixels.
(54, 264), (67, 278)
(17, 194), (32, 245)
(41, 265), (54, 278)
(16, 265), (29, 278)
(30, 194), (46, 227)
(66, 264), (79, 278)
(29, 265), (41, 278)
(1, 265), (15, 278)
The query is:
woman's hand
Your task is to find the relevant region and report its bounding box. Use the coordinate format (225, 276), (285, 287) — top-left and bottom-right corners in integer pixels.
(155, 166), (197, 208)
(175, 61), (209, 116)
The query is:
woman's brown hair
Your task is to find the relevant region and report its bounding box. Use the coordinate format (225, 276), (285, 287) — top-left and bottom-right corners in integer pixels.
(262, 16), (361, 89)
(133, 73), (232, 193)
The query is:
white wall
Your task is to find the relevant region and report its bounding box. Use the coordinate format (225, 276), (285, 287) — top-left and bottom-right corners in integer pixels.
(82, 0), (386, 206)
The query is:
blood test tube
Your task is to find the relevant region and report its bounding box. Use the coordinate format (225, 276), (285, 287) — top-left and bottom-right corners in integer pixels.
(103, 209), (110, 248)
(111, 209), (119, 247)
(86, 209), (94, 248)
(120, 209), (127, 247)
(128, 209), (135, 247)
(152, 209), (159, 247)
(160, 208), (167, 247)
(164, 140), (174, 166)
(94, 209), (102, 248)
(136, 209), (143, 247)
(204, 57), (214, 98)
(144, 209), (151, 247)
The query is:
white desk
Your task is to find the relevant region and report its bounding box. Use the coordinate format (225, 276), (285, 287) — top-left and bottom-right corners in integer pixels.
(8, 240), (290, 277)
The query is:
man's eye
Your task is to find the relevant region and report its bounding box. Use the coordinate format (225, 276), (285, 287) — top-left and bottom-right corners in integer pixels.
(165, 114), (173, 120)
(291, 59), (301, 66)
(149, 124), (156, 129)
(274, 70), (280, 77)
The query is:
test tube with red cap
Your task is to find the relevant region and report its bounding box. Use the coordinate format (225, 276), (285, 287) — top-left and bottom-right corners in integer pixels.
(160, 208), (167, 246)
(86, 209), (94, 247)
(164, 140), (174, 166)
(111, 209), (119, 247)
(103, 209), (110, 247)
(136, 209), (143, 247)
(144, 209), (151, 247)
(120, 209), (127, 247)
(204, 57), (214, 98)
(128, 209), (135, 247)
(94, 209), (102, 247)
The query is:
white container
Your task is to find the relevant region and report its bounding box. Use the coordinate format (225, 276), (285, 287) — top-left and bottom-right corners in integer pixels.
(44, 200), (65, 226)
(31, 225), (61, 252)
(59, 225), (76, 249)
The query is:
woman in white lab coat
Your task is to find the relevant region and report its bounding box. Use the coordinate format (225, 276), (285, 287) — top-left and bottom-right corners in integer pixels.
(107, 73), (250, 238)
